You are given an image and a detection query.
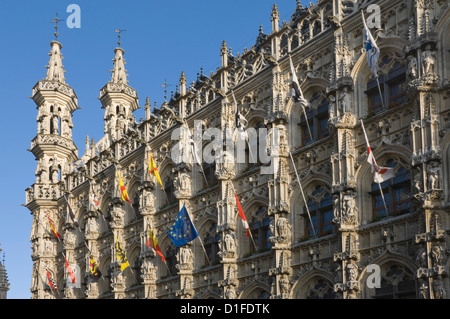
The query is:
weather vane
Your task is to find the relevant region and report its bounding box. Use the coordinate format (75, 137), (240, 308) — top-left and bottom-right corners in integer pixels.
(51, 13), (64, 40)
(114, 29), (127, 47)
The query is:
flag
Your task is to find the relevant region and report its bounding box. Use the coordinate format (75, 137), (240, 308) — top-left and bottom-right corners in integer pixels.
(67, 203), (79, 228)
(289, 55), (308, 107)
(46, 267), (58, 291)
(64, 256), (76, 284)
(146, 228), (165, 262)
(89, 254), (101, 282)
(235, 193), (250, 237)
(47, 212), (62, 239)
(115, 237), (130, 272)
(361, 11), (380, 78)
(361, 120), (395, 184)
(148, 151), (163, 189)
(117, 170), (132, 204)
(168, 205), (199, 247)
(367, 146), (396, 183)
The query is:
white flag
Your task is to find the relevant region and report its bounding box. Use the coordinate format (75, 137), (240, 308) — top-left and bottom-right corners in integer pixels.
(361, 11), (380, 78)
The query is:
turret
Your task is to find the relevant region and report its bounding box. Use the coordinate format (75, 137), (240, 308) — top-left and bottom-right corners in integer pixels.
(100, 44), (139, 142)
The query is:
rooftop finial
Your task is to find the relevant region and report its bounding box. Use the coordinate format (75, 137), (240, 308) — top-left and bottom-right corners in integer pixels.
(114, 29), (127, 47)
(161, 80), (172, 101)
(51, 13), (64, 40)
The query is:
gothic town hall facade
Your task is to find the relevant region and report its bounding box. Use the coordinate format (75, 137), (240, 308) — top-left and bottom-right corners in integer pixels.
(26, 0), (450, 299)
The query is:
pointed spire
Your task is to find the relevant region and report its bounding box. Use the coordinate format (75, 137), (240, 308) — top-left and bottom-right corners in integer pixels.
(45, 40), (66, 83)
(111, 47), (128, 84)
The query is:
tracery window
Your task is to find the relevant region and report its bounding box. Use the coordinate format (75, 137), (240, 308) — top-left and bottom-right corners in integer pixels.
(373, 264), (416, 299)
(298, 92), (329, 146)
(203, 223), (220, 266)
(366, 57), (406, 114)
(369, 159), (411, 220)
(249, 206), (271, 253)
(164, 177), (177, 206)
(304, 185), (333, 238)
(306, 278), (335, 299)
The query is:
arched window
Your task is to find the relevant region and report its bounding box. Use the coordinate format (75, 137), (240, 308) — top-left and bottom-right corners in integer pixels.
(202, 162), (218, 189)
(165, 246), (177, 278)
(246, 121), (265, 168)
(304, 186), (333, 238)
(203, 223), (220, 266)
(373, 264), (416, 299)
(366, 58), (406, 115)
(313, 20), (321, 36)
(301, 20), (310, 42)
(370, 159), (411, 221)
(249, 206), (271, 253)
(299, 92), (330, 146)
(164, 177), (177, 206)
(306, 278), (335, 299)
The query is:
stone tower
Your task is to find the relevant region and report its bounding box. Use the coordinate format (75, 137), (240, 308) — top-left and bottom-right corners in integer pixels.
(0, 245), (9, 299)
(26, 37), (79, 299)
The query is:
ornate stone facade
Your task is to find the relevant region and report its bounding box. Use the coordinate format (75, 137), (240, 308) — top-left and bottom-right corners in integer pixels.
(26, 0), (450, 299)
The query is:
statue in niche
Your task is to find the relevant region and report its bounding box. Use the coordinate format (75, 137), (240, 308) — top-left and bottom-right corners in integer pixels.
(413, 170), (422, 193)
(421, 45), (436, 75)
(224, 287), (236, 299)
(416, 245), (427, 268)
(224, 232), (236, 253)
(427, 164), (440, 190)
(276, 216), (291, 241)
(180, 247), (192, 265)
(407, 55), (418, 79)
(342, 194), (356, 224)
(433, 276), (447, 299)
(346, 262), (358, 281)
(338, 87), (351, 114)
(431, 244), (447, 267)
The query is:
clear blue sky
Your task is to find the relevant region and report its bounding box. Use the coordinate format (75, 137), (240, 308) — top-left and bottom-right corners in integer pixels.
(0, 0), (312, 299)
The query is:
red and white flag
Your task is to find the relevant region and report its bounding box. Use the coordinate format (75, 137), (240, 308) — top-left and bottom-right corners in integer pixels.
(367, 146), (395, 183)
(362, 120), (395, 184)
(235, 193), (250, 237)
(64, 256), (76, 284)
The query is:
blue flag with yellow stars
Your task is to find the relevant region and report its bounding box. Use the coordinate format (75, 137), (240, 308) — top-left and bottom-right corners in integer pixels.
(168, 205), (199, 247)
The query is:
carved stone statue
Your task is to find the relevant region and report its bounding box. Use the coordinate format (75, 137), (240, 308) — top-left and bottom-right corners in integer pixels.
(427, 164), (440, 190)
(224, 233), (236, 253)
(180, 247), (192, 265)
(346, 262), (358, 281)
(421, 46), (436, 75)
(407, 55), (418, 79)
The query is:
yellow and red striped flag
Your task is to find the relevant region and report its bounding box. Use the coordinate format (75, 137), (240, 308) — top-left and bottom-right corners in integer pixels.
(148, 151), (163, 189)
(117, 170), (132, 204)
(46, 212), (62, 239)
(146, 228), (165, 262)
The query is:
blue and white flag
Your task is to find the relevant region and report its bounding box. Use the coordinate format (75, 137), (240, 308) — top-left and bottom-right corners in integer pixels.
(168, 205), (199, 247)
(361, 11), (380, 78)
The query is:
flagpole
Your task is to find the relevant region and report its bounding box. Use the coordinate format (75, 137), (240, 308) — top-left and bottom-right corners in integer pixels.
(375, 76), (385, 110)
(360, 120), (390, 216)
(301, 103), (314, 144)
(289, 54), (313, 143)
(361, 10), (384, 111)
(229, 181), (258, 251)
(289, 151), (317, 238)
(181, 202), (211, 266)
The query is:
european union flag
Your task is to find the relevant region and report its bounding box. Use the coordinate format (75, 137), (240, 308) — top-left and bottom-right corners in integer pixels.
(168, 205), (199, 247)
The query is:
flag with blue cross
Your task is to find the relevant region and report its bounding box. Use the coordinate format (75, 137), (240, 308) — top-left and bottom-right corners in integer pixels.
(168, 205), (199, 247)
